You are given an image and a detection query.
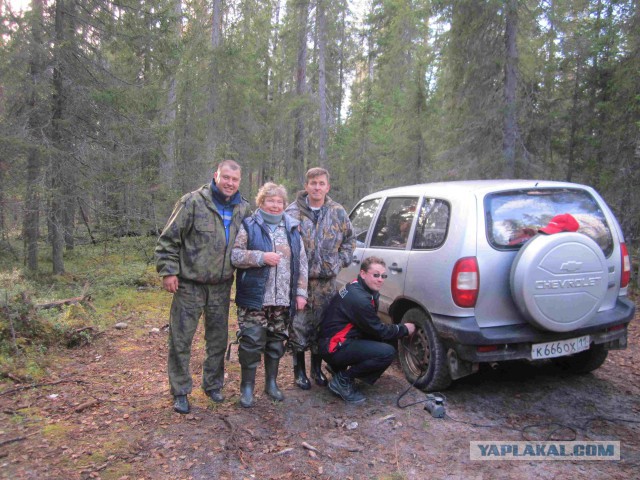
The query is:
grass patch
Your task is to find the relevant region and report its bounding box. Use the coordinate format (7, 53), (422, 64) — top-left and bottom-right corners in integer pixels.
(102, 462), (134, 480)
(42, 422), (74, 438)
(0, 237), (161, 378)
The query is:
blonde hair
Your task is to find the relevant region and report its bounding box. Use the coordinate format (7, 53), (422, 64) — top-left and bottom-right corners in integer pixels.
(361, 256), (386, 272)
(256, 182), (288, 207)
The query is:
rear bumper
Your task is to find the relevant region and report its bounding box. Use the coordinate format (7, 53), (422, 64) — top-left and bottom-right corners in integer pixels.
(431, 297), (635, 362)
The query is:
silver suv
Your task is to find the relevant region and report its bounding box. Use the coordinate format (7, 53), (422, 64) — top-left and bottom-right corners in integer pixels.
(338, 180), (634, 391)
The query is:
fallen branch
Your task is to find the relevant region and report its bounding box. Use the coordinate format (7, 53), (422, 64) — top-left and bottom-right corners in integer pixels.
(74, 399), (100, 413)
(301, 441), (319, 453)
(36, 295), (91, 310)
(70, 326), (96, 335)
(0, 432), (38, 447)
(274, 447), (294, 456)
(0, 379), (88, 397)
(8, 373), (24, 383)
(36, 283), (91, 310)
(0, 436), (27, 447)
(377, 414), (397, 424)
(3, 404), (31, 415)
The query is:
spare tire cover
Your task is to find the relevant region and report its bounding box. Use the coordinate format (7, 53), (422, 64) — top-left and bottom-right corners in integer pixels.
(510, 232), (608, 332)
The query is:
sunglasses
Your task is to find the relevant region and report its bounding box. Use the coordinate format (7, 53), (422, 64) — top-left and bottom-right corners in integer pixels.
(370, 273), (388, 279)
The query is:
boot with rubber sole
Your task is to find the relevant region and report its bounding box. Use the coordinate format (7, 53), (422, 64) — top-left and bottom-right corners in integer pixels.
(239, 367), (257, 408)
(328, 371), (365, 404)
(264, 356), (284, 402)
(293, 351), (311, 390)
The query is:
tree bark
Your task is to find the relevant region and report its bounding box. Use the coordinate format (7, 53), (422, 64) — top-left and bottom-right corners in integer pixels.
(293, 0), (309, 185)
(502, 0), (519, 178)
(23, 0), (46, 272)
(337, 5), (346, 126)
(566, 64), (581, 183)
(205, 0), (223, 163)
(160, 0), (182, 189)
(0, 83), (5, 242)
(317, 0), (328, 166)
(49, 0), (67, 274)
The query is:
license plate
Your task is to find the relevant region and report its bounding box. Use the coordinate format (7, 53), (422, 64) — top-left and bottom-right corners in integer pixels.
(531, 335), (591, 360)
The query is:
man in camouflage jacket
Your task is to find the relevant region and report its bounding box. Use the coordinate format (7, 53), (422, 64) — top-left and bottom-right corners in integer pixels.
(155, 160), (250, 414)
(285, 167), (356, 389)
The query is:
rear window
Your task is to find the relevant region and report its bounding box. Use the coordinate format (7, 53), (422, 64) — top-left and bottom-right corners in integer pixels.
(485, 188), (614, 257)
(413, 198), (450, 249)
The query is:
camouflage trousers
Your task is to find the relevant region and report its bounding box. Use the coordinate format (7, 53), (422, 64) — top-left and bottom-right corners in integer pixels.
(167, 279), (232, 396)
(288, 277), (337, 354)
(237, 306), (289, 368)
(237, 305), (290, 336)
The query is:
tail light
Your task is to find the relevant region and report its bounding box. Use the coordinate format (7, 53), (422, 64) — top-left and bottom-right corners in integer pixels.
(620, 242), (631, 288)
(451, 257), (479, 308)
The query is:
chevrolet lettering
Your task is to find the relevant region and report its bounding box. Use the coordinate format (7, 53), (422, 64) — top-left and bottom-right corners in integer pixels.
(535, 277), (602, 289)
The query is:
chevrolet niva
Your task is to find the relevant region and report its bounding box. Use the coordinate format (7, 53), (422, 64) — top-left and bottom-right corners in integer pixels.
(337, 180), (634, 391)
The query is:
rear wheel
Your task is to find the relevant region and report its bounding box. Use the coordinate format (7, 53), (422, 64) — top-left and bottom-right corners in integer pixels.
(398, 308), (451, 392)
(552, 344), (608, 374)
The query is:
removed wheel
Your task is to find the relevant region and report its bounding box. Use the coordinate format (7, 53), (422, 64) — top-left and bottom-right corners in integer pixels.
(398, 308), (451, 392)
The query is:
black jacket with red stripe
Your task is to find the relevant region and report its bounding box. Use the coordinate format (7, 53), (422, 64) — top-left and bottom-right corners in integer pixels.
(319, 275), (410, 354)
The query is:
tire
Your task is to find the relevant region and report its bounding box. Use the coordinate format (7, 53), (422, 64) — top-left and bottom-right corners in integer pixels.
(552, 344), (608, 374)
(510, 232), (608, 332)
(398, 308), (452, 392)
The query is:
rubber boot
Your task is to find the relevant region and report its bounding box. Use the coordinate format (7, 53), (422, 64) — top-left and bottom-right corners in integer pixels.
(240, 366), (257, 408)
(310, 353), (328, 387)
(264, 356), (284, 401)
(238, 325), (266, 408)
(293, 351), (311, 390)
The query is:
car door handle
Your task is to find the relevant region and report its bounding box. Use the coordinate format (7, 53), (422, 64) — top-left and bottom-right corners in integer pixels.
(388, 265), (403, 273)
(352, 258), (360, 264)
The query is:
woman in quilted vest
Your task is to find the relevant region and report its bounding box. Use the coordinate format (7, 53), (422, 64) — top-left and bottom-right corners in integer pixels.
(231, 183), (308, 408)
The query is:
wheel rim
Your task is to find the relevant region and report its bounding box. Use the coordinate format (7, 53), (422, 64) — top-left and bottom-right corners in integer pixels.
(404, 326), (431, 377)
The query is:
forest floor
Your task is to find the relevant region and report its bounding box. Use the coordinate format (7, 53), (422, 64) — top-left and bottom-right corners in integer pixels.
(1, 288), (639, 480)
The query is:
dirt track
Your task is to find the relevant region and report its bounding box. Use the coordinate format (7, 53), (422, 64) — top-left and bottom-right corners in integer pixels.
(1, 303), (639, 479)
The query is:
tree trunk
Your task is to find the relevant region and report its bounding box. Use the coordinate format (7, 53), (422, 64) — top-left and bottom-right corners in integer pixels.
(205, 0), (223, 163)
(49, 0), (67, 274)
(160, 0), (182, 189)
(24, 148), (40, 271)
(0, 157), (5, 242)
(317, 0), (328, 166)
(337, 5), (346, 126)
(0, 82), (5, 242)
(293, 0), (309, 185)
(502, 0), (519, 178)
(23, 0), (47, 272)
(63, 194), (75, 250)
(566, 56), (582, 182)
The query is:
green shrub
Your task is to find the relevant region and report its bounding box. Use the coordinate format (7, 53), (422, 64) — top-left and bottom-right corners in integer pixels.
(0, 237), (161, 377)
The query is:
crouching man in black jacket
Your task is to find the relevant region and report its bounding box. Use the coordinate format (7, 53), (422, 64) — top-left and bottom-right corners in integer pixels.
(318, 256), (415, 404)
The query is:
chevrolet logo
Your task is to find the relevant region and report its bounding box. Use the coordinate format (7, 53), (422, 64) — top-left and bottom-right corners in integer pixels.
(560, 261), (582, 272)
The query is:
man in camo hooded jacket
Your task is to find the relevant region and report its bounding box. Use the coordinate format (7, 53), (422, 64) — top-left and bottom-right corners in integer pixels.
(285, 167), (356, 389)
